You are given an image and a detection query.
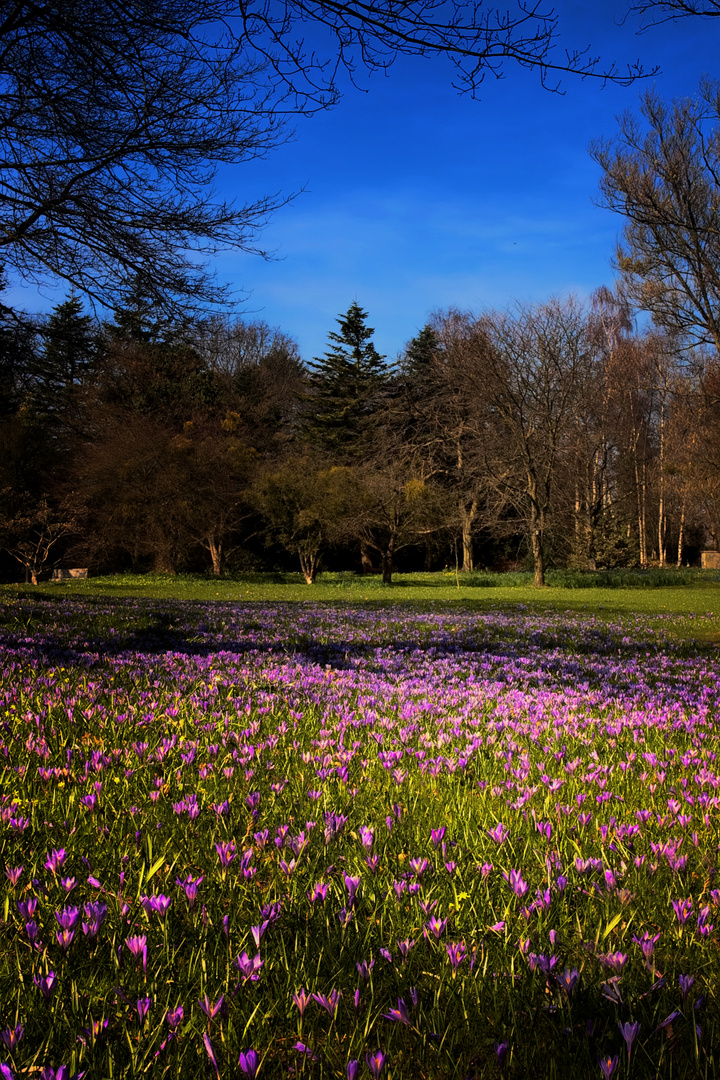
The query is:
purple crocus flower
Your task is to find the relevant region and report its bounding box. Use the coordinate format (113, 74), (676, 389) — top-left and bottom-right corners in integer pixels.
(495, 1040), (509, 1065)
(78, 1018), (109, 1046)
(556, 968), (580, 995)
(39, 1068), (76, 1080)
(166, 1006), (184, 1029)
(136, 997), (152, 1024)
(33, 972), (57, 1000)
(600, 951), (627, 974)
(25, 921), (42, 950)
(430, 827), (446, 848)
(365, 1050), (386, 1079)
(503, 868), (529, 897)
(215, 840), (237, 868)
(446, 941), (467, 971)
(0, 1025), (23, 1051)
(148, 894), (171, 918)
(382, 998), (411, 1025)
(17, 898), (37, 920)
(198, 994), (225, 1020)
(347, 1060), (359, 1080)
(397, 938), (415, 960)
(672, 898), (693, 925)
(0, 1064), (13, 1080)
(234, 952), (263, 982)
(81, 901), (107, 938)
(356, 959), (375, 981)
(359, 826), (374, 850)
(632, 931), (660, 962)
(55, 906), (79, 931)
(5, 866), (22, 886)
(618, 1020), (640, 1056)
(307, 881), (328, 903)
(312, 989), (341, 1017)
(291, 988), (311, 1018)
(238, 1049), (259, 1080)
(409, 857), (429, 880)
(44, 849), (66, 875)
(598, 1055), (618, 1079)
(176, 875), (203, 908)
(344, 874), (361, 902)
(125, 934), (147, 974)
(656, 1010), (682, 1032)
(679, 974), (695, 1001)
(425, 916), (448, 941)
(56, 929), (74, 953)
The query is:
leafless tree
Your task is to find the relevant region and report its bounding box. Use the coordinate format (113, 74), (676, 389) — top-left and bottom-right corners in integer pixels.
(445, 298), (591, 586)
(2, 494), (80, 584)
(591, 81), (720, 353)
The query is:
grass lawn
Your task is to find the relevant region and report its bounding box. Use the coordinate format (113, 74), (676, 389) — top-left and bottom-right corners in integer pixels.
(3, 568), (720, 642)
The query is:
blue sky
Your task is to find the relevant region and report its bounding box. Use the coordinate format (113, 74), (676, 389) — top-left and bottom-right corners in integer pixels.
(213, 0), (720, 363)
(9, 1), (720, 363)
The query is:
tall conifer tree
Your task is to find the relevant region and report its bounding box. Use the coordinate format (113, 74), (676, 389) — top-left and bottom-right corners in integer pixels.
(304, 301), (388, 458)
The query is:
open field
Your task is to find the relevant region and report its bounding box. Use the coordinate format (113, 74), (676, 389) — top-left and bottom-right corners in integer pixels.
(1, 592), (720, 1077)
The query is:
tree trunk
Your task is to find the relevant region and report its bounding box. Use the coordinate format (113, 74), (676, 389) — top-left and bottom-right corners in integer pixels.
(381, 538), (395, 584)
(657, 389), (666, 568)
(153, 551), (176, 573)
(677, 497), (686, 568)
(299, 551), (318, 584)
(360, 544), (374, 574)
(460, 499), (477, 572)
(634, 455), (647, 568)
(208, 538), (223, 576)
(528, 486), (545, 586)
(531, 527), (545, 586)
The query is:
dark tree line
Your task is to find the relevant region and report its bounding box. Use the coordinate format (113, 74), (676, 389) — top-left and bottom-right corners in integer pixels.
(1, 283), (718, 587)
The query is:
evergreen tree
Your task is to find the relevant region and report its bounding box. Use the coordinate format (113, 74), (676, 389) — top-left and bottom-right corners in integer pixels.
(101, 279), (216, 425)
(109, 277), (180, 345)
(304, 301), (389, 457)
(38, 294), (100, 404)
(402, 324), (440, 380)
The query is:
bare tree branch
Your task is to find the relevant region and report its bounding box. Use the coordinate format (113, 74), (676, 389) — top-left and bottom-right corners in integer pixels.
(626, 0), (720, 32)
(0, 1), (655, 315)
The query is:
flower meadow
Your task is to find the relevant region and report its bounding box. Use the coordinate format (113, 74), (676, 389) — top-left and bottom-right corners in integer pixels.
(1, 597), (720, 1079)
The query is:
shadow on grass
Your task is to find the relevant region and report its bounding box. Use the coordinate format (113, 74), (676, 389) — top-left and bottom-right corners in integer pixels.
(1, 592), (718, 689)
